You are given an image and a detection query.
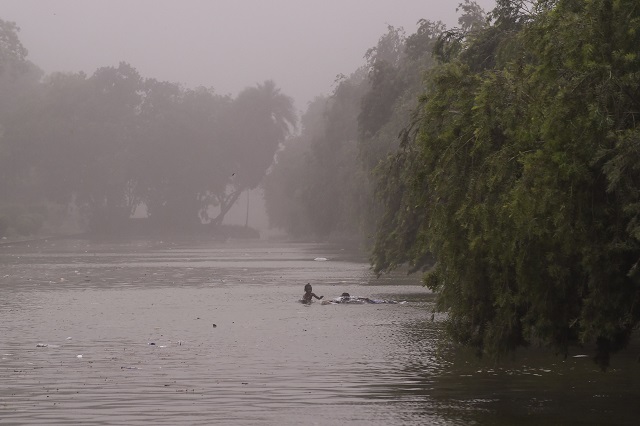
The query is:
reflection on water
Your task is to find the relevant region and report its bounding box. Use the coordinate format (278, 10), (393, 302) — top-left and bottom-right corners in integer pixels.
(1, 238), (639, 425)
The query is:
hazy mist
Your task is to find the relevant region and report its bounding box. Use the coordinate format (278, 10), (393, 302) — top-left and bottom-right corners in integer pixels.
(0, 0), (496, 111)
(0, 0), (497, 237)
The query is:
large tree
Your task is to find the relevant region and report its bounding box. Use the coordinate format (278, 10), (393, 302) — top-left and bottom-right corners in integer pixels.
(0, 19), (42, 203)
(263, 96), (327, 236)
(134, 80), (232, 228)
(23, 63), (144, 232)
(208, 80), (296, 226)
(372, 0), (640, 368)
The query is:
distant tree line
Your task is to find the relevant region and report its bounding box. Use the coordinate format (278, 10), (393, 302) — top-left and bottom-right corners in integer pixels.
(264, 0), (640, 368)
(0, 19), (294, 236)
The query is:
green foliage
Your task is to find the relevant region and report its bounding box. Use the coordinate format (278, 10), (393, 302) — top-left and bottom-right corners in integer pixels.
(373, 0), (640, 368)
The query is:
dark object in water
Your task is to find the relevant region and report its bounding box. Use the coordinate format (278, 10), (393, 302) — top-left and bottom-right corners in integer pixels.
(324, 295), (402, 305)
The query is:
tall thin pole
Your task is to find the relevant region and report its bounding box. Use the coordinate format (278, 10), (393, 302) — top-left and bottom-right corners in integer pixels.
(244, 190), (250, 227)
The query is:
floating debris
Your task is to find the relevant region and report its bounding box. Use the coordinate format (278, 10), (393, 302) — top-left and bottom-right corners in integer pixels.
(36, 343), (48, 348)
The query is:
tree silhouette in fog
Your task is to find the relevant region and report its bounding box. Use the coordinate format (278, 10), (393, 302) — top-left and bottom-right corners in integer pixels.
(207, 80), (296, 226)
(0, 20), (296, 234)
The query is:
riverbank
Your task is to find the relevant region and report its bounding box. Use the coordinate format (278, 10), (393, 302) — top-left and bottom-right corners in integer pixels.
(0, 233), (85, 246)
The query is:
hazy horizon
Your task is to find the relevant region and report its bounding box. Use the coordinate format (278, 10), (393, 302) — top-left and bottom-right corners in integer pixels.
(0, 0), (497, 111)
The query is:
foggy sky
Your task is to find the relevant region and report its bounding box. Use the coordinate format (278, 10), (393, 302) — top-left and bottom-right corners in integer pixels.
(0, 0), (496, 111)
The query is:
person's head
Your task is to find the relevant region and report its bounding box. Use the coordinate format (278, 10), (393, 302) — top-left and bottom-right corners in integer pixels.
(341, 292), (350, 298)
(304, 283), (312, 292)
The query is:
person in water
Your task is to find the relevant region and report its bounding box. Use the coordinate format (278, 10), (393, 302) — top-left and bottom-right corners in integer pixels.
(324, 292), (399, 304)
(302, 283), (323, 303)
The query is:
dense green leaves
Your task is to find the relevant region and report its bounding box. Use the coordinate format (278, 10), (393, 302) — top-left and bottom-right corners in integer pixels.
(372, 0), (640, 367)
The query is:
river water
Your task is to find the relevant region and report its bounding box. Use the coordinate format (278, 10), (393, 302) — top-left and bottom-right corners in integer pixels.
(1, 238), (639, 425)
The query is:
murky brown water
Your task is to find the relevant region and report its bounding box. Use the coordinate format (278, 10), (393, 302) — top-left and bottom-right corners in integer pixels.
(1, 238), (639, 425)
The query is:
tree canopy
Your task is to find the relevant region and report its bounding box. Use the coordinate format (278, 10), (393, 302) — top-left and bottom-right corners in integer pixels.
(0, 18), (295, 235)
(371, 0), (640, 368)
